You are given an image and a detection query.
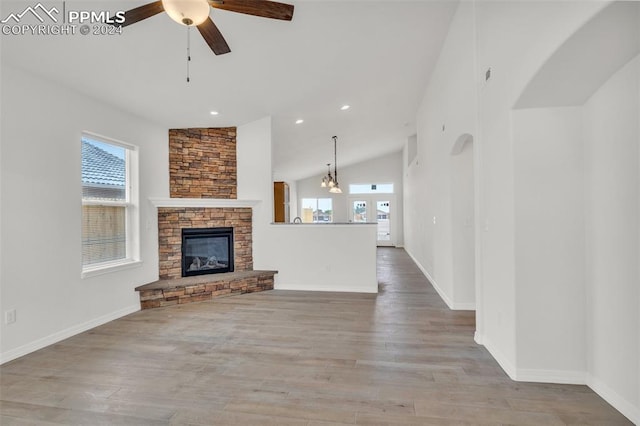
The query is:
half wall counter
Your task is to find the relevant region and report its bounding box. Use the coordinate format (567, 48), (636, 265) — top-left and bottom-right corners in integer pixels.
(261, 222), (378, 293)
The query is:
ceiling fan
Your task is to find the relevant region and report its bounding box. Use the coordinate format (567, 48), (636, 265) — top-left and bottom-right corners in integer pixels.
(119, 0), (294, 55)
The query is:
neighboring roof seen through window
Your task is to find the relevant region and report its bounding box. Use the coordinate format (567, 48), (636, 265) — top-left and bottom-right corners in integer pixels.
(82, 137), (126, 200)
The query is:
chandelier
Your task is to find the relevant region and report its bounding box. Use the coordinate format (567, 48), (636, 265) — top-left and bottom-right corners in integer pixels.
(320, 136), (342, 193)
(320, 163), (334, 188)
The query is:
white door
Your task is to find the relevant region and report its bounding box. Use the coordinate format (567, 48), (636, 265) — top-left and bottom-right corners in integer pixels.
(348, 196), (395, 246)
(349, 199), (369, 223)
(375, 199), (393, 246)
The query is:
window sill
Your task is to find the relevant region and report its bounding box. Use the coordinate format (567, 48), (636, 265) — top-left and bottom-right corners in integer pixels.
(82, 259), (143, 279)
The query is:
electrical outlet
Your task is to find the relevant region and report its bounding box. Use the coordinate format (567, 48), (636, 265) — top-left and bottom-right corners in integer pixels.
(5, 309), (16, 325)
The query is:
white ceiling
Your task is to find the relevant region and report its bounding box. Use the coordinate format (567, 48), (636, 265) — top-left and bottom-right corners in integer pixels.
(1, 0), (458, 180)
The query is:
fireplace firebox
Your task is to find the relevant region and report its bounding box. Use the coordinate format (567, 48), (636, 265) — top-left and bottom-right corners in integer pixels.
(181, 227), (234, 277)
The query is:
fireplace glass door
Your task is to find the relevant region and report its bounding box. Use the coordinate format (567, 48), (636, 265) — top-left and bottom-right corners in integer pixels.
(182, 227), (234, 277)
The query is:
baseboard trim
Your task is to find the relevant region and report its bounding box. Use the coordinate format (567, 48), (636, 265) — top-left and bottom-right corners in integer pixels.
(515, 368), (587, 385)
(404, 249), (454, 309)
(0, 304), (140, 365)
(474, 331), (483, 345)
(274, 283), (378, 294)
(480, 348), (638, 423)
(404, 249), (474, 311)
(481, 335), (517, 380)
(588, 375), (639, 425)
(452, 302), (476, 310)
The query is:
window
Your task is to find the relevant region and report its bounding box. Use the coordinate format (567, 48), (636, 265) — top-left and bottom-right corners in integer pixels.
(301, 198), (333, 223)
(81, 133), (139, 276)
(349, 183), (394, 194)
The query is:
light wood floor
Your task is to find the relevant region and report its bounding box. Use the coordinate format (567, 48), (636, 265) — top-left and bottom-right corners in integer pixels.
(0, 248), (631, 425)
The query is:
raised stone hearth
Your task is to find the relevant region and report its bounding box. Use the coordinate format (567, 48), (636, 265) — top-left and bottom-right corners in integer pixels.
(135, 270), (277, 310)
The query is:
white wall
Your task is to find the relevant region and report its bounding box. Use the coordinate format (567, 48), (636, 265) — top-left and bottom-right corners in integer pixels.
(0, 66), (168, 363)
(450, 139), (475, 307)
(584, 55), (639, 422)
(512, 107), (587, 380)
(404, 1), (477, 311)
(263, 224), (378, 293)
(473, 0), (608, 374)
(237, 116), (274, 272)
(288, 180), (298, 224)
(295, 150), (404, 246)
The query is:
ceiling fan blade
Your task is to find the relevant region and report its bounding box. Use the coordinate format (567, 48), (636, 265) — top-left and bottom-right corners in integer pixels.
(209, 0), (294, 21)
(120, 1), (164, 27)
(197, 17), (231, 55)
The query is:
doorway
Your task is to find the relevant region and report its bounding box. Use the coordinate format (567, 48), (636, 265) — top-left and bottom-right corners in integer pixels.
(349, 196), (396, 246)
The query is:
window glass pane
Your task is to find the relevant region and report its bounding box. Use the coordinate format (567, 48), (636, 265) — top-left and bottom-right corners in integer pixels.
(82, 205), (126, 265)
(349, 183), (394, 194)
(316, 198), (332, 222)
(82, 137), (126, 201)
(301, 198), (317, 223)
(352, 200), (367, 223)
(301, 198), (333, 223)
(82, 135), (130, 267)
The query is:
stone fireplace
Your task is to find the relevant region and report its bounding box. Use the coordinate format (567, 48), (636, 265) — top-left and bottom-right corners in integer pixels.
(135, 127), (276, 310)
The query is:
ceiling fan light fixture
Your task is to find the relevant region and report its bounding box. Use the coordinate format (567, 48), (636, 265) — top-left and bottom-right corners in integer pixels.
(162, 0), (210, 26)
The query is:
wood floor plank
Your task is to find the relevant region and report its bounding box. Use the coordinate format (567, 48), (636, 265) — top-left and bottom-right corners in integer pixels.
(0, 248), (632, 425)
(170, 408), (309, 425)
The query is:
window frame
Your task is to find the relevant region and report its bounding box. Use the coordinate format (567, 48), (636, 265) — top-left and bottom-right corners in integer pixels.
(348, 183), (395, 194)
(81, 131), (141, 278)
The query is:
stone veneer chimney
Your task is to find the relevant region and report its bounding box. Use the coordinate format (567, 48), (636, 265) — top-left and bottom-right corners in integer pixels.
(169, 128), (237, 199)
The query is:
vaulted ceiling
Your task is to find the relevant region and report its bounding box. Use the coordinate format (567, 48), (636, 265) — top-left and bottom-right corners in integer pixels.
(1, 0), (458, 180)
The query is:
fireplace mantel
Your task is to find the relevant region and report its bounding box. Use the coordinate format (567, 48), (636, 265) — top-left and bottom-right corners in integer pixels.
(149, 198), (261, 208)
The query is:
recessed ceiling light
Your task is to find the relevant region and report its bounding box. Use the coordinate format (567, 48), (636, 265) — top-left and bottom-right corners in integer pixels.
(295, 119), (304, 124)
(340, 105), (350, 111)
(210, 111), (219, 116)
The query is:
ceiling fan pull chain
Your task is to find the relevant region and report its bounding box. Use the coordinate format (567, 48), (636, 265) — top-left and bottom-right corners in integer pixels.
(186, 26), (191, 83)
